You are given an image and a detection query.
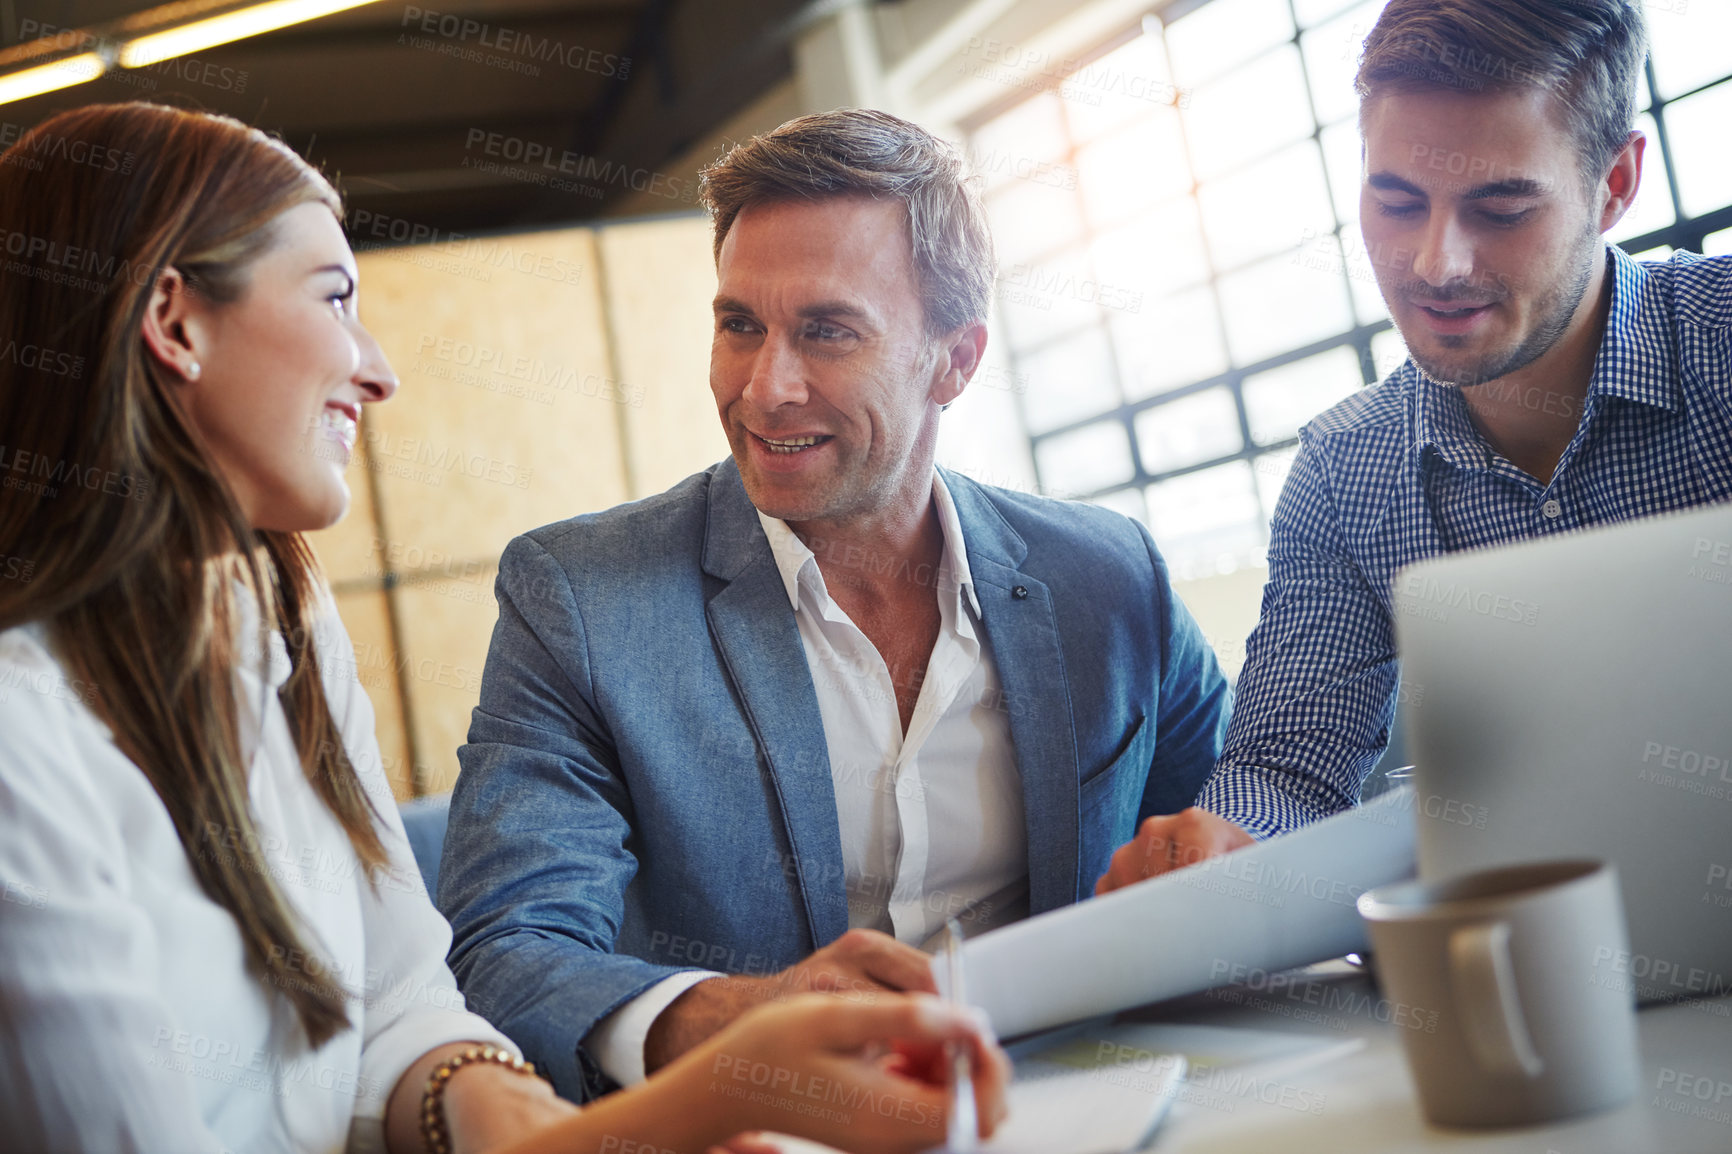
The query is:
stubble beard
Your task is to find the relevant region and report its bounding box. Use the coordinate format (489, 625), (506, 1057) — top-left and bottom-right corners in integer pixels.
(1401, 227), (1601, 390)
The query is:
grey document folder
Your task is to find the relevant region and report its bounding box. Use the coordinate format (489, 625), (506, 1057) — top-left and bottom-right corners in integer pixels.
(1394, 501), (1732, 1005)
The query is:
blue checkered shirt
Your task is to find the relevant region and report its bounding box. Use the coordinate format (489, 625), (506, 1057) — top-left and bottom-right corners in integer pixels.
(1196, 247), (1732, 838)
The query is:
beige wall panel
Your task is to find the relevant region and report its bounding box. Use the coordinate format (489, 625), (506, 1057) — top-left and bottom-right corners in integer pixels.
(1172, 564), (1271, 683)
(598, 215), (731, 498)
(392, 578), (501, 796)
(356, 228), (630, 571)
(306, 433), (384, 585)
(331, 588), (415, 800)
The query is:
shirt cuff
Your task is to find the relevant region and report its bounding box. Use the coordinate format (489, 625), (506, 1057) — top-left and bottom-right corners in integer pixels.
(348, 1008), (517, 1154)
(586, 970), (722, 1087)
(1196, 765), (1333, 840)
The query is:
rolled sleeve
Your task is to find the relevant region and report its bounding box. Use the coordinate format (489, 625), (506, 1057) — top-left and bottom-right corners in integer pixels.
(585, 970), (721, 1086)
(438, 535), (706, 1103)
(317, 606), (515, 1152)
(1196, 442), (1398, 838)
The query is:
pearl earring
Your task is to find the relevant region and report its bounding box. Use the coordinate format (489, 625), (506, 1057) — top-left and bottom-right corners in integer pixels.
(186, 361), (201, 381)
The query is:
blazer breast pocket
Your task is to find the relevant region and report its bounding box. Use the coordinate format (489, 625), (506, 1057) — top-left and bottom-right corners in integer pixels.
(1078, 712), (1152, 889)
(1079, 711), (1149, 796)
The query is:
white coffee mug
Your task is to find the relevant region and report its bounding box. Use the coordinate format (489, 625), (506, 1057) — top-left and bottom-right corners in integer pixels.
(1357, 859), (1639, 1128)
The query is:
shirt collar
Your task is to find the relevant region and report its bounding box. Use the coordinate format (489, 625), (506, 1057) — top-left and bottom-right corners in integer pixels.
(1586, 245), (1681, 412)
(756, 473), (980, 618)
(1411, 365), (1490, 472)
(1409, 245), (1680, 470)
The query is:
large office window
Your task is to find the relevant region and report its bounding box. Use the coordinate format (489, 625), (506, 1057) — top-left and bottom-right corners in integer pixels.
(970, 0), (1732, 580)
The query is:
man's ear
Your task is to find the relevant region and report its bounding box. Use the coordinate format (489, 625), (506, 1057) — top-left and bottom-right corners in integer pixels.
(933, 321), (988, 410)
(140, 266), (208, 383)
(1596, 130), (1645, 235)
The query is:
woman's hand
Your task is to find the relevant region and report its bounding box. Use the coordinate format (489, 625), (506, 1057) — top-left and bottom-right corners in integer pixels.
(441, 1059), (582, 1154)
(386, 1041), (580, 1154)
(673, 992), (1012, 1154)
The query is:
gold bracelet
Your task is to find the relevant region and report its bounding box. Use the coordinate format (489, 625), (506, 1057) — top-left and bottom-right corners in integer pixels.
(420, 1043), (541, 1154)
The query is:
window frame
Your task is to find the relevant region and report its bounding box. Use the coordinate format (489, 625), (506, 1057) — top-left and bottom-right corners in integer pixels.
(971, 0), (1732, 546)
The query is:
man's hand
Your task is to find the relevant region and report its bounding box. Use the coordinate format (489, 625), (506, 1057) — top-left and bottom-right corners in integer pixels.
(644, 928), (936, 1073)
(1094, 807), (1254, 896)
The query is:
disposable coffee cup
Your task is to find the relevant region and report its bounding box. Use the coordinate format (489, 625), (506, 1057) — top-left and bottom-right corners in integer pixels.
(1357, 859), (1638, 1128)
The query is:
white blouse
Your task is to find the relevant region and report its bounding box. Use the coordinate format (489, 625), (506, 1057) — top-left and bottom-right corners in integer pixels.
(0, 597), (512, 1154)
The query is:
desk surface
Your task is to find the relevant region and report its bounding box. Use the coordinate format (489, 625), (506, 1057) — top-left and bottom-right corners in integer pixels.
(763, 966), (1731, 1154)
(1125, 965), (1732, 1154)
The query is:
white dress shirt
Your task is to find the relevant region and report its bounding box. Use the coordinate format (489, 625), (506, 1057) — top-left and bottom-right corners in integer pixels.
(0, 598), (513, 1154)
(589, 474), (1027, 1084)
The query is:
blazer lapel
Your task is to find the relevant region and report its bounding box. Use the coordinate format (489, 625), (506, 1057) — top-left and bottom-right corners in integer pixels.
(942, 470), (1082, 915)
(701, 461), (850, 948)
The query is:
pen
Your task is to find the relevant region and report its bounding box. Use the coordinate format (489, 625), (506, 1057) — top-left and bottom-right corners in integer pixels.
(943, 916), (978, 1153)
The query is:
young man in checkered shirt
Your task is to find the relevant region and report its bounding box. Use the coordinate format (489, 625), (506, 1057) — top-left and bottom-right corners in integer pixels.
(1098, 0), (1732, 891)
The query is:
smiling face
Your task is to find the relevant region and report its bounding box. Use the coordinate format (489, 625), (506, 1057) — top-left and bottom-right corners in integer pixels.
(710, 195), (972, 530)
(169, 202), (398, 533)
(1360, 86), (1615, 388)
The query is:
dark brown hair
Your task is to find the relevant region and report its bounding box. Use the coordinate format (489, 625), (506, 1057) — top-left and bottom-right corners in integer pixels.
(0, 102), (386, 1048)
(698, 108), (995, 335)
(1357, 0), (1648, 184)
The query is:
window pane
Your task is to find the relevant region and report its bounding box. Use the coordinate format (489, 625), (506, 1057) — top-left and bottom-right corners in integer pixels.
(969, 93), (1069, 195)
(1089, 487), (1148, 523)
(1663, 80), (1732, 219)
(997, 248), (1099, 352)
(1017, 327), (1121, 435)
(1607, 114), (1676, 244)
(1629, 245), (1675, 262)
(1320, 117), (1364, 228)
(1370, 326), (1407, 381)
(1145, 461), (1265, 578)
(1134, 387), (1243, 472)
(1183, 47), (1314, 181)
(1092, 198), (1210, 299)
(1342, 228), (1390, 324)
(1242, 346), (1364, 445)
(1300, 1), (1385, 127)
(1065, 34), (1182, 143)
(1647, 1), (1732, 100)
(1218, 245), (1354, 365)
(1165, 0), (1294, 91)
(1294, 0), (1377, 28)
(1293, 224), (1349, 302)
(986, 173), (1084, 268)
(1035, 420), (1135, 493)
(1112, 284), (1228, 399)
(1076, 108), (1192, 228)
(1199, 140), (1336, 271)
(1705, 227), (1732, 257)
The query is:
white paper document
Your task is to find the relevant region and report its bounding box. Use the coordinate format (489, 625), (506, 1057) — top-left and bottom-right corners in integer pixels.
(960, 788), (1418, 1039)
(978, 1023), (1186, 1154)
(763, 1025), (1186, 1154)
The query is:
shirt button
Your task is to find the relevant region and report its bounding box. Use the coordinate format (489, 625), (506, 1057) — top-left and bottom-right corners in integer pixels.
(1012, 585), (1029, 600)
(1541, 499), (1562, 520)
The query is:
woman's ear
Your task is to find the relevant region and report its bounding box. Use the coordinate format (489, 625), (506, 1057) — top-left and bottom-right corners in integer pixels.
(140, 266), (207, 384)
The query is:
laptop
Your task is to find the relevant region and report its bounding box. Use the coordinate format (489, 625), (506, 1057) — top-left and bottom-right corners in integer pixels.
(1393, 501), (1732, 1005)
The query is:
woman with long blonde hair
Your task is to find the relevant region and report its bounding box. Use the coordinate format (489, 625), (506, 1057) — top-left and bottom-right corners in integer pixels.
(0, 101), (1005, 1154)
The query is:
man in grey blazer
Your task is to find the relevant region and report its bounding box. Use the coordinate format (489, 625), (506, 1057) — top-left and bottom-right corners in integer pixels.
(439, 109), (1232, 1104)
